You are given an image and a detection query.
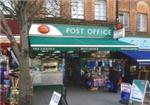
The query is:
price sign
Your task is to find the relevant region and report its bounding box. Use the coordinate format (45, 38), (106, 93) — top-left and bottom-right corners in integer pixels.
(49, 91), (61, 105)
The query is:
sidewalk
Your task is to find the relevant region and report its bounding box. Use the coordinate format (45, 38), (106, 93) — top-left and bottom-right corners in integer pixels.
(32, 86), (150, 105)
(32, 87), (122, 105)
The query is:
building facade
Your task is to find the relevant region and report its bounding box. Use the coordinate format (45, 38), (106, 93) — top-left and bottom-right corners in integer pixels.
(1, 0), (118, 55)
(118, 0), (150, 81)
(29, 0), (139, 87)
(118, 0), (150, 36)
(40, 0), (117, 24)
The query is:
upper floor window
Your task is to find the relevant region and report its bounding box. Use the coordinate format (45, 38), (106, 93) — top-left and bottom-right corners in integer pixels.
(71, 0), (84, 19)
(119, 12), (129, 31)
(136, 14), (147, 32)
(94, 0), (106, 20)
(46, 0), (60, 17)
(0, 0), (14, 15)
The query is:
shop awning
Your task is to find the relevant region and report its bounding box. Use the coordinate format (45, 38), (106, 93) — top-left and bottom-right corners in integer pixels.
(119, 37), (150, 50)
(121, 51), (150, 65)
(29, 36), (138, 53)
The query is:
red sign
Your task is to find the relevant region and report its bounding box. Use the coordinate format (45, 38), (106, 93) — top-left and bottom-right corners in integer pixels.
(116, 22), (123, 30)
(38, 25), (50, 34)
(0, 19), (20, 35)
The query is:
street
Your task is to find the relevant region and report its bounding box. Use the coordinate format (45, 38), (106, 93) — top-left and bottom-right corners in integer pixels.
(32, 87), (126, 105)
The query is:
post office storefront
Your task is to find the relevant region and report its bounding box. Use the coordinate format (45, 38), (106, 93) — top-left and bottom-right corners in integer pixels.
(29, 24), (138, 87)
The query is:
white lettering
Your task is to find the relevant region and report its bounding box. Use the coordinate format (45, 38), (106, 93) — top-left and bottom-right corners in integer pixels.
(87, 29), (94, 35)
(107, 30), (111, 35)
(80, 28), (84, 35)
(103, 29), (107, 35)
(96, 29), (100, 35)
(66, 27), (112, 37)
(66, 28), (84, 35)
(80, 48), (98, 50)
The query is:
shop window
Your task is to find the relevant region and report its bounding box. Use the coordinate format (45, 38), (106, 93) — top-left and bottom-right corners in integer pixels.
(71, 0), (84, 19)
(42, 61), (58, 72)
(46, 0), (60, 17)
(94, 0), (106, 20)
(136, 14), (147, 32)
(118, 12), (129, 31)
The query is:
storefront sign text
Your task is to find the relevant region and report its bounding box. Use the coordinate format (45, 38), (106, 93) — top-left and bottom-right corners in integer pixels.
(29, 24), (114, 38)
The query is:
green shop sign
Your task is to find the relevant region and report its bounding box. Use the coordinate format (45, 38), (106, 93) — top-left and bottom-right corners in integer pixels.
(54, 24), (114, 38)
(31, 47), (137, 54)
(30, 24), (114, 38)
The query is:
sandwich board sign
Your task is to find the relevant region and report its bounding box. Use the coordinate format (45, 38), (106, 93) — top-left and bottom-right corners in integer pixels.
(120, 83), (131, 103)
(49, 91), (61, 105)
(130, 80), (149, 105)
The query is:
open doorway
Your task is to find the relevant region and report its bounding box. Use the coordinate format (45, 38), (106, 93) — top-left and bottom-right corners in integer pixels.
(65, 56), (81, 87)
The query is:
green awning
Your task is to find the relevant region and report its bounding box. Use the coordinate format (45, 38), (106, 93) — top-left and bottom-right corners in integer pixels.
(29, 36), (138, 53)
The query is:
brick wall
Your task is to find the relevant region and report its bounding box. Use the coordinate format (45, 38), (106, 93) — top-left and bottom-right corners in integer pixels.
(49, 0), (116, 23)
(107, 0), (116, 22)
(84, 0), (94, 21)
(61, 0), (71, 18)
(119, 0), (150, 36)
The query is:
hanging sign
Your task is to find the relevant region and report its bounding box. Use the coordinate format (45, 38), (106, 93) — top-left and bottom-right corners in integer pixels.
(130, 80), (149, 103)
(113, 28), (125, 39)
(49, 91), (61, 105)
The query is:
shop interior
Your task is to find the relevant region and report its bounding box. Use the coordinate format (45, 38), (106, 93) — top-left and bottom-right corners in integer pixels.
(30, 50), (127, 92)
(111, 51), (150, 83)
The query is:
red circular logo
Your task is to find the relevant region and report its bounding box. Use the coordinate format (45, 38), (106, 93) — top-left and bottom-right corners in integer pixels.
(38, 25), (50, 34)
(116, 22), (123, 30)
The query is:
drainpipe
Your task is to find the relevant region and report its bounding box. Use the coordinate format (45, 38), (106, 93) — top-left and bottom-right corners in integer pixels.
(116, 0), (119, 22)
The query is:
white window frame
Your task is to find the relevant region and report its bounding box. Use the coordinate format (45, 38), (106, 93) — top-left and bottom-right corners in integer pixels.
(136, 13), (147, 32)
(46, 0), (60, 17)
(71, 0), (84, 19)
(0, 0), (14, 15)
(94, 0), (107, 20)
(119, 12), (129, 31)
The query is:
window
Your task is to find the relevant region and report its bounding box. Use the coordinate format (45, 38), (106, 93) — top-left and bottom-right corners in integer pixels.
(46, 0), (60, 17)
(0, 0), (14, 15)
(95, 0), (106, 20)
(71, 0), (84, 19)
(119, 12), (129, 31)
(136, 14), (147, 32)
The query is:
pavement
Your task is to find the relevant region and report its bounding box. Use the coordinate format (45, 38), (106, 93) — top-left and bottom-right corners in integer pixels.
(32, 86), (143, 105)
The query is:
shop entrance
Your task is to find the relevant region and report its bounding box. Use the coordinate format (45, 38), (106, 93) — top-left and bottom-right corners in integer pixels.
(65, 56), (81, 87)
(28, 23), (138, 90)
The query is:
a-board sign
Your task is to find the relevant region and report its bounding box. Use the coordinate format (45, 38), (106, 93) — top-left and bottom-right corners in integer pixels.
(121, 83), (131, 93)
(120, 83), (132, 103)
(130, 80), (149, 103)
(49, 91), (61, 105)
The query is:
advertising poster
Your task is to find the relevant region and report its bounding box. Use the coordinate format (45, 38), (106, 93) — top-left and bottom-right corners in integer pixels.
(121, 83), (131, 93)
(130, 80), (149, 103)
(120, 83), (131, 103)
(49, 91), (61, 105)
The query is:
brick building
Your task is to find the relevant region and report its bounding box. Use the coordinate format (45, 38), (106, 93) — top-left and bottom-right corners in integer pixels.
(118, 0), (150, 36)
(118, 0), (150, 81)
(61, 0), (116, 22)
(29, 0), (139, 87)
(39, 0), (117, 25)
(42, 0), (150, 37)
(1, 0), (118, 55)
